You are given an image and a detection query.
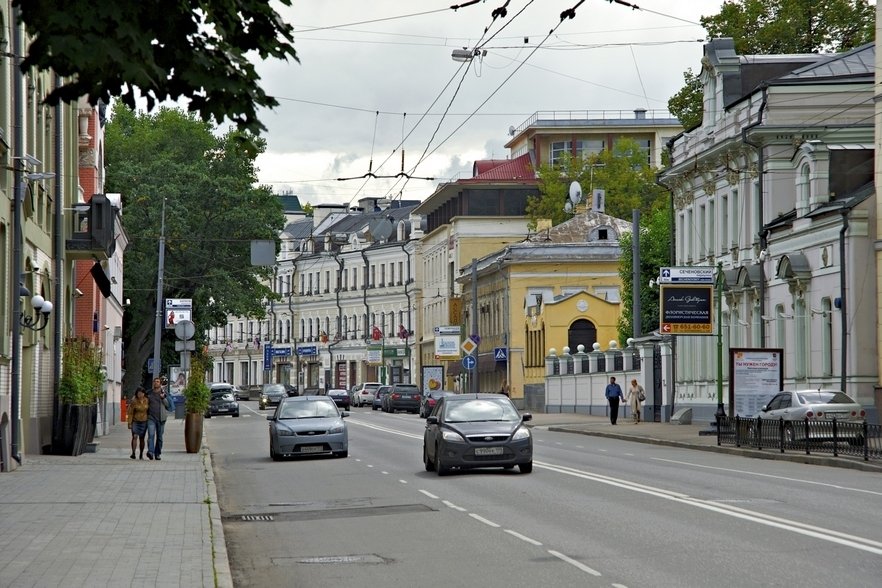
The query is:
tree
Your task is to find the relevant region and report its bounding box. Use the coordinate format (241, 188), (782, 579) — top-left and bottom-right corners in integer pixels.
(668, 0), (875, 129)
(617, 206), (671, 344)
(105, 103), (286, 394)
(526, 138), (667, 229)
(15, 0), (298, 137)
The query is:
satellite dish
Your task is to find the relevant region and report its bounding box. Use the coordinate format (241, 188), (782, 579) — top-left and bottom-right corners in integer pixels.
(508, 125), (516, 136)
(568, 181), (582, 205)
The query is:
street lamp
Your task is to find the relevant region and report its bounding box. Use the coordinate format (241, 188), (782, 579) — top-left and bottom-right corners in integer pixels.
(18, 283), (53, 331)
(715, 262), (726, 421)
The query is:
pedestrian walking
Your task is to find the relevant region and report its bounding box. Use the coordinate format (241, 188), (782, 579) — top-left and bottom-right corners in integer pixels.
(127, 386), (149, 459)
(627, 378), (645, 423)
(605, 376), (624, 425)
(146, 377), (174, 460)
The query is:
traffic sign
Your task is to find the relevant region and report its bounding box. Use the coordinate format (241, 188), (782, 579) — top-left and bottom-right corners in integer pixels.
(461, 337), (478, 355)
(658, 266), (714, 284)
(462, 355), (477, 370)
(494, 347), (507, 361)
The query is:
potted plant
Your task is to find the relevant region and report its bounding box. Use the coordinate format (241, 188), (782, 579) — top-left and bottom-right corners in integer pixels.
(183, 352), (211, 453)
(55, 338), (104, 455)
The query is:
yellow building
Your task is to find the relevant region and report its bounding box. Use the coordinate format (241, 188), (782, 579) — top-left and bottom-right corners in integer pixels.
(455, 211), (631, 409)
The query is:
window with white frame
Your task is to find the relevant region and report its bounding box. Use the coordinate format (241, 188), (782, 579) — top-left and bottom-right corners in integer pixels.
(821, 298), (833, 376)
(730, 189), (739, 248)
(795, 298), (807, 379)
(720, 193), (728, 252)
(550, 141), (571, 166)
(797, 163), (811, 211)
(775, 304), (786, 349)
(575, 139), (604, 158)
(708, 198), (716, 256)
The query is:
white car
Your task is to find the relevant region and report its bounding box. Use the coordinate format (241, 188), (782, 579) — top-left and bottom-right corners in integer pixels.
(756, 389), (866, 445)
(352, 382), (382, 407)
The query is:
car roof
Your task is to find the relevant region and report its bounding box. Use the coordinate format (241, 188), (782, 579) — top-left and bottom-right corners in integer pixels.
(281, 395), (336, 402)
(328, 389), (348, 393)
(443, 393), (510, 401)
(209, 383), (233, 388)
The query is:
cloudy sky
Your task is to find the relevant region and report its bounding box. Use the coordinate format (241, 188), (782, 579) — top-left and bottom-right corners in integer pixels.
(252, 0), (724, 207)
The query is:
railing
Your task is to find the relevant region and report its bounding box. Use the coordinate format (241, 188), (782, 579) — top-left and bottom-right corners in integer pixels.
(512, 109), (676, 136)
(717, 416), (881, 461)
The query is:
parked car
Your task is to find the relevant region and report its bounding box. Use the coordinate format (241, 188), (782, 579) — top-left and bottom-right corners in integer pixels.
(259, 383), (287, 410)
(354, 382), (383, 407)
(285, 384), (299, 397)
(372, 385), (391, 411)
(419, 390), (455, 418)
(383, 383), (421, 413)
(267, 396), (349, 460)
(328, 388), (351, 409)
(205, 388), (240, 418)
(757, 389), (867, 445)
(423, 393), (533, 475)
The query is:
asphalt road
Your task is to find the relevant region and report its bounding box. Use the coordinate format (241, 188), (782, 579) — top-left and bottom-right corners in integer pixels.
(208, 401), (882, 588)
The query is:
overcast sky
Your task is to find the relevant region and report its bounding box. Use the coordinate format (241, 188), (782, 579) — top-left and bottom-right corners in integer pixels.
(252, 1), (724, 208)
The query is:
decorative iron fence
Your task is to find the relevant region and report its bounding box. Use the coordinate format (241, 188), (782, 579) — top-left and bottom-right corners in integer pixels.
(717, 416), (882, 461)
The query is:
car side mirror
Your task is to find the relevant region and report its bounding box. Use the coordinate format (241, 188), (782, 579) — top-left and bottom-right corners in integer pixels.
(266, 415), (275, 421)
(760, 405), (769, 412)
(426, 416), (439, 425)
(521, 413), (532, 422)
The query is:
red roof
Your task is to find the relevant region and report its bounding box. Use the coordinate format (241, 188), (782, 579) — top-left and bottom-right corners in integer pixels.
(467, 154), (535, 182)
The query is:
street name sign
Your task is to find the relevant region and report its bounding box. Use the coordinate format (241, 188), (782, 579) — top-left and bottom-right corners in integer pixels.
(658, 267), (714, 284)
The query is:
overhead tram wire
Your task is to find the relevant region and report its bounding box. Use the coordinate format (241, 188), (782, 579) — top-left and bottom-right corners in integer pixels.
(392, 1), (590, 200)
(292, 6), (464, 34)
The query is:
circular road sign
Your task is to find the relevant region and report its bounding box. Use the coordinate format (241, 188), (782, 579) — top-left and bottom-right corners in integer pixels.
(174, 319), (196, 341)
(462, 355), (477, 370)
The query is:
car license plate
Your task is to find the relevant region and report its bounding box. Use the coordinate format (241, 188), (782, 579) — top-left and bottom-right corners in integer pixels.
(300, 446), (323, 453)
(474, 447), (503, 456)
(218, 407), (228, 412)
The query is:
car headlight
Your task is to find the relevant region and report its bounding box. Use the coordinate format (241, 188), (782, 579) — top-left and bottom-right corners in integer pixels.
(328, 421), (345, 434)
(442, 430), (465, 442)
(512, 427), (531, 440)
(276, 428), (294, 436)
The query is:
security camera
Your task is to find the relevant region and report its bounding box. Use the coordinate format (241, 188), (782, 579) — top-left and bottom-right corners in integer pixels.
(74, 288), (84, 297)
(758, 249), (768, 261)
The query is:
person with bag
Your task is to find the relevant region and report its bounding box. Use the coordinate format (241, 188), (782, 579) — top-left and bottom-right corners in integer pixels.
(146, 377), (175, 460)
(127, 386), (149, 459)
(604, 376), (625, 425)
(627, 378), (646, 423)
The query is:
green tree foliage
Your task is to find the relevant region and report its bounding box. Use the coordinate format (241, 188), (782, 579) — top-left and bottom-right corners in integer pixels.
(105, 103), (285, 394)
(59, 338), (104, 405)
(617, 206), (671, 344)
(526, 138), (667, 229)
(184, 351), (211, 414)
(668, 0), (875, 129)
(15, 0), (298, 137)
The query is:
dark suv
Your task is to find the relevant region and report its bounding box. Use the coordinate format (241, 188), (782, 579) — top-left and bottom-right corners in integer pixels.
(384, 384), (421, 413)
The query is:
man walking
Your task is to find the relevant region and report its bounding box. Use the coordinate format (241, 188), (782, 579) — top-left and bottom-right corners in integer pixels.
(146, 377), (174, 460)
(605, 376), (624, 425)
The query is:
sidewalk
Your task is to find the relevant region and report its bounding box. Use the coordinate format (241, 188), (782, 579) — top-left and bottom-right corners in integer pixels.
(0, 418), (232, 588)
(527, 411), (882, 473)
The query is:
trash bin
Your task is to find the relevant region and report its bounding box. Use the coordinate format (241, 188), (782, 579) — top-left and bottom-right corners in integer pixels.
(173, 395), (186, 419)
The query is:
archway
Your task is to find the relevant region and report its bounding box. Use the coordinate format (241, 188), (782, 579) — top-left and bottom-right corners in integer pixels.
(568, 319), (597, 352)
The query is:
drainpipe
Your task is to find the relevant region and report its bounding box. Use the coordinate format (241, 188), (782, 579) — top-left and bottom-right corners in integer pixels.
(52, 75), (64, 449)
(839, 209), (848, 393)
(402, 241), (414, 383)
(741, 85), (768, 343)
(10, 8), (25, 464)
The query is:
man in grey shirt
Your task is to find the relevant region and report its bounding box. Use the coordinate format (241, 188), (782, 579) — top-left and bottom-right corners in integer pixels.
(146, 377), (174, 460)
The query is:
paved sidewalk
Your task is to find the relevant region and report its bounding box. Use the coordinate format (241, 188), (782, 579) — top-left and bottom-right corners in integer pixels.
(527, 411), (882, 473)
(0, 418), (231, 588)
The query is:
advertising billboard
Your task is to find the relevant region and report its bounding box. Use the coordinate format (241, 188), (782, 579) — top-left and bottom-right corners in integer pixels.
(659, 285), (713, 335)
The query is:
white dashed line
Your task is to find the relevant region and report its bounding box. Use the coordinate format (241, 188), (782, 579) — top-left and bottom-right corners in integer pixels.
(547, 550), (601, 576)
(399, 479), (408, 484)
(419, 489), (439, 499)
(442, 500), (467, 512)
(366, 464), (374, 468)
(469, 513), (500, 528)
(381, 471), (389, 475)
(504, 529), (542, 546)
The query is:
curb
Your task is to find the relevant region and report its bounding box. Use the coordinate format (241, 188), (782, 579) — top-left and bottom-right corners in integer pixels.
(548, 426), (882, 473)
(202, 443), (234, 588)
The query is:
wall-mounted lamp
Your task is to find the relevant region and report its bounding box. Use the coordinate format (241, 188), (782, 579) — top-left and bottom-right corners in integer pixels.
(19, 284), (53, 331)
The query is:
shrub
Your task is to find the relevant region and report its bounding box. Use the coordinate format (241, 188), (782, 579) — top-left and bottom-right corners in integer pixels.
(59, 338), (104, 405)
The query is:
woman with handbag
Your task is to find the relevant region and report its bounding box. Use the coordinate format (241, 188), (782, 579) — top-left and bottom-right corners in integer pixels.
(627, 379), (645, 423)
(127, 386), (149, 459)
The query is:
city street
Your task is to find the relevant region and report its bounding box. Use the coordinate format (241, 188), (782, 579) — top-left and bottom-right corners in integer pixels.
(208, 401), (882, 588)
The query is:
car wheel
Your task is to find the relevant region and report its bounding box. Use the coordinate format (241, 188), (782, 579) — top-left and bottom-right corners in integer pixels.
(519, 462), (533, 474)
(435, 444), (450, 476)
(423, 444), (434, 471)
(233, 411), (240, 417)
(270, 442), (280, 462)
(205, 412), (211, 419)
(372, 404), (378, 411)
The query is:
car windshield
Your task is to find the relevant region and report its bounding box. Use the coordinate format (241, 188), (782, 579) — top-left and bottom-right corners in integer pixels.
(278, 400), (339, 419)
(329, 390), (347, 396)
(395, 386), (419, 395)
(443, 398), (520, 423)
(796, 391), (854, 404)
(211, 391), (232, 400)
(263, 384), (285, 394)
(364, 384), (380, 392)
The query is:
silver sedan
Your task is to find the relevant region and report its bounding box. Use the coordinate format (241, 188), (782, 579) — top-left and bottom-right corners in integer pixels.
(267, 396), (349, 460)
(757, 389), (866, 444)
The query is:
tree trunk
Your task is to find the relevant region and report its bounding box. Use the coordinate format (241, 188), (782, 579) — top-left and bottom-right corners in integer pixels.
(122, 304), (158, 396)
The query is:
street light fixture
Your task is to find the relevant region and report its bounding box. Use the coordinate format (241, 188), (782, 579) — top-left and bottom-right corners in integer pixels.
(18, 283), (53, 331)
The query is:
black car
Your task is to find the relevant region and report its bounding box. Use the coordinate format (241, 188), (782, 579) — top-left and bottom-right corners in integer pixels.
(327, 388), (351, 409)
(260, 383), (287, 410)
(384, 384), (422, 413)
(419, 390), (455, 418)
(205, 389), (240, 418)
(423, 393), (532, 475)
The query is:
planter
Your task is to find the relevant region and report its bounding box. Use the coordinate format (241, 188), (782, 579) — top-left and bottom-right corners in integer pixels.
(184, 412), (204, 453)
(53, 404), (96, 456)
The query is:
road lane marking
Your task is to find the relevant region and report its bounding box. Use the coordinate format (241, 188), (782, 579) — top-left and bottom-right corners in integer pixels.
(536, 461), (882, 555)
(443, 500), (467, 512)
(399, 479), (408, 484)
(651, 457), (882, 497)
(548, 550), (602, 576)
(469, 513), (500, 528)
(381, 471), (389, 475)
(504, 529), (543, 546)
(419, 490), (439, 499)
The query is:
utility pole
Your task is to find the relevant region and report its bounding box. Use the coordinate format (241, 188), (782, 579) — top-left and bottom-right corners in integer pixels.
(632, 209), (641, 337)
(151, 198), (167, 380)
(471, 258), (478, 394)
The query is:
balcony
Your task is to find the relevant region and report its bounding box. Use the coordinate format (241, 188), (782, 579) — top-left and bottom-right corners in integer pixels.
(65, 194), (117, 261)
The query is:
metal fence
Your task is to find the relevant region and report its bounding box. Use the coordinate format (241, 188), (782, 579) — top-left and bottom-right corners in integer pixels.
(717, 416), (882, 461)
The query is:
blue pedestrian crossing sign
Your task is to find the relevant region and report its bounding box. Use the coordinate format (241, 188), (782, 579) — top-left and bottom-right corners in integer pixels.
(462, 355), (477, 370)
(493, 347), (507, 361)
